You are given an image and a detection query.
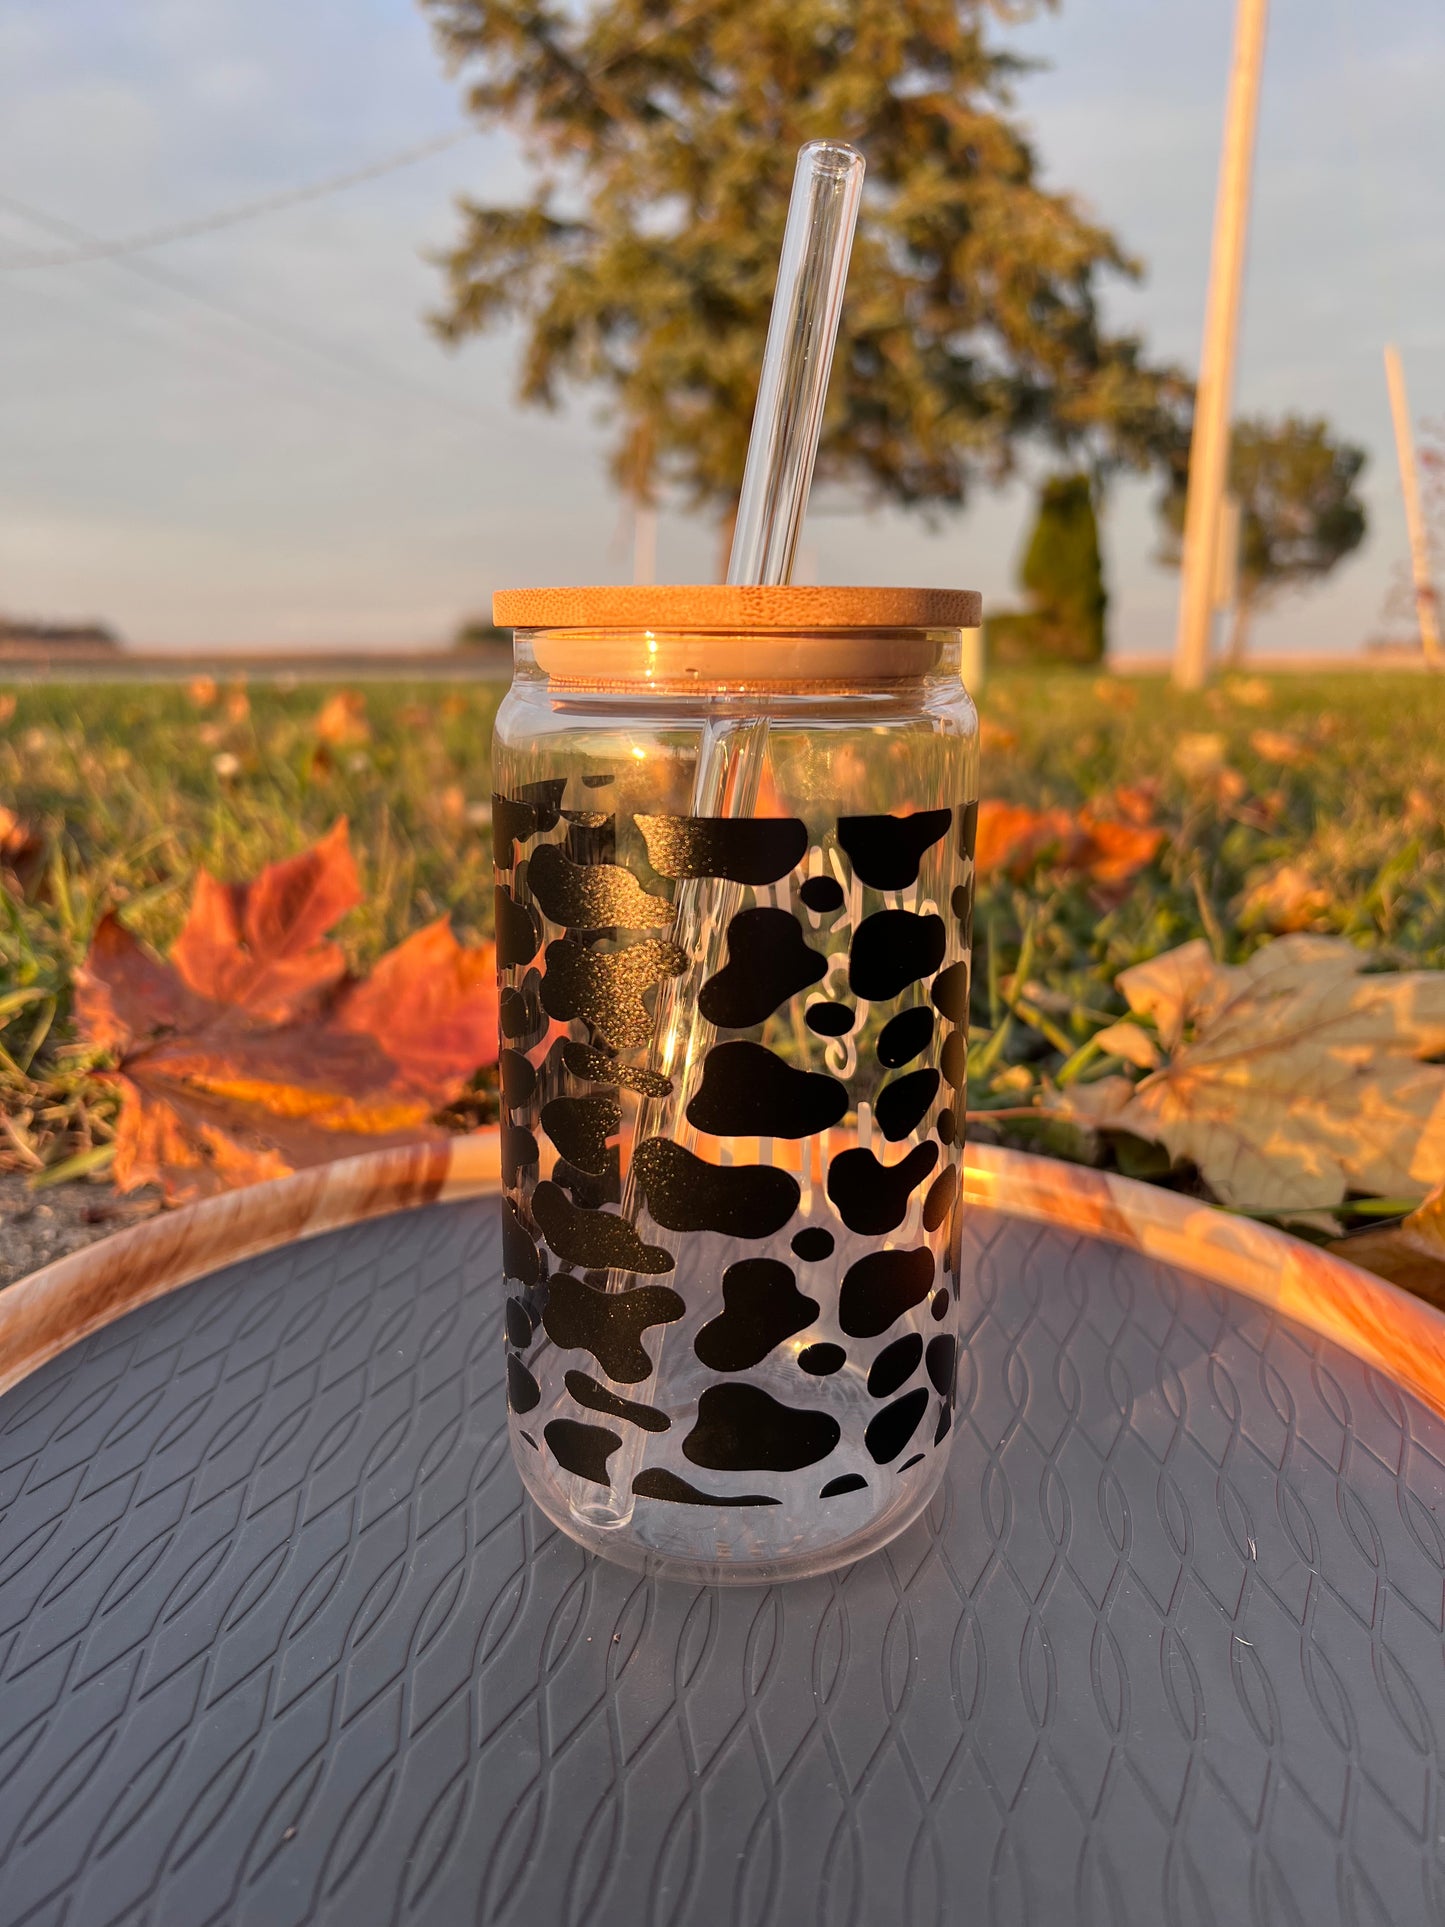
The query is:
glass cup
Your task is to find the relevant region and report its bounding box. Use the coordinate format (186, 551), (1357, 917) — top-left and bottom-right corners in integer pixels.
(492, 585), (980, 1582)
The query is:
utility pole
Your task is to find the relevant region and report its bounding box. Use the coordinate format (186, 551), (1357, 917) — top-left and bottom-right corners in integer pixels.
(1384, 344), (1442, 667)
(1172, 0), (1270, 691)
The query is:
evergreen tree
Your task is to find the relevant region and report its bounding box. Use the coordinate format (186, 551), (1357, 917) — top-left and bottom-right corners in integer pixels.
(988, 471), (1106, 664)
(424, 0), (1189, 545)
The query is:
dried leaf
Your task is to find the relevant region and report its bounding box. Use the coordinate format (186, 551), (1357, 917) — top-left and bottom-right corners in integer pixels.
(315, 689), (370, 746)
(1330, 1182), (1445, 1309)
(1239, 860), (1330, 934)
(1093, 1021), (1161, 1070)
(1249, 728), (1307, 766)
(170, 816), (359, 1022)
(75, 821), (497, 1203)
(974, 794), (1164, 899)
(1100, 935), (1445, 1210)
(1173, 732), (1227, 782)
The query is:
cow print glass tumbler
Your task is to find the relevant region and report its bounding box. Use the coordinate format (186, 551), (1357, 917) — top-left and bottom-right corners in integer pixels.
(491, 588), (980, 1582)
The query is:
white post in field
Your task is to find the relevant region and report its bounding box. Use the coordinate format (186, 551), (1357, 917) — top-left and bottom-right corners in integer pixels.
(1384, 344), (1442, 668)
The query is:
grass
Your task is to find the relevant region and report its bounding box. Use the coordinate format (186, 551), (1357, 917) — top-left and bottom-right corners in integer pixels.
(3, 666), (1444, 1208)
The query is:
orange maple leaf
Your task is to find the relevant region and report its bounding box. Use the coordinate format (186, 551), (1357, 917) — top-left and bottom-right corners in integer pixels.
(974, 792), (1165, 902)
(75, 821), (498, 1203)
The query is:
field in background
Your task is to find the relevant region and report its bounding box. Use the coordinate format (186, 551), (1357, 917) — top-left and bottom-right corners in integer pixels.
(3, 668), (1445, 1267)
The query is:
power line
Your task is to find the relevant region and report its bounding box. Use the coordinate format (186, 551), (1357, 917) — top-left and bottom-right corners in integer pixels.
(0, 190), (514, 436)
(0, 128), (478, 271)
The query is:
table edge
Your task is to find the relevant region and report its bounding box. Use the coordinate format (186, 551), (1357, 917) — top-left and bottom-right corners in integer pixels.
(2, 1133), (1442, 1423)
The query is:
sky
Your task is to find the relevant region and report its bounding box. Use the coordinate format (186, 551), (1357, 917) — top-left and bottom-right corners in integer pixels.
(0, 0), (1440, 658)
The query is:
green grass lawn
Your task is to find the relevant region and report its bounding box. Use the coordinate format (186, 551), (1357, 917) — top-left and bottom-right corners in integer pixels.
(3, 667), (1444, 1197)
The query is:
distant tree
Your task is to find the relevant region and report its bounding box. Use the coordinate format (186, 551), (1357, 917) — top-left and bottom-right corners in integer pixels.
(988, 472), (1106, 665)
(1159, 415), (1368, 663)
(423, 0), (1189, 560)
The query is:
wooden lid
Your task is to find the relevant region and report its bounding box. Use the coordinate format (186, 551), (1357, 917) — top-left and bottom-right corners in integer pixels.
(492, 585), (981, 631)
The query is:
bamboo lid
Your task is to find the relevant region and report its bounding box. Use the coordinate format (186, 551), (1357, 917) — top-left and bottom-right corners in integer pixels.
(492, 585), (981, 631)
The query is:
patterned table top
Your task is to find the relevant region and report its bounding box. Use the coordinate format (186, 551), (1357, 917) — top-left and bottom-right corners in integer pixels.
(2, 1195), (1443, 1927)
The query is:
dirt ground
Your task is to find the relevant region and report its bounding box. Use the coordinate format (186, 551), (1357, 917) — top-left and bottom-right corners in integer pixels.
(0, 1174), (162, 1289)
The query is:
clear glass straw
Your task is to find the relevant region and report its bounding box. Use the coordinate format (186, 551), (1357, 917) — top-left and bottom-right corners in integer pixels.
(568, 141), (865, 1534)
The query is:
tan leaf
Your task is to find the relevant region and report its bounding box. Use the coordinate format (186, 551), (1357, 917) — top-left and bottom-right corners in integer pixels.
(1173, 733), (1227, 782)
(1329, 1182), (1445, 1310)
(1103, 935), (1445, 1210)
(1093, 1021), (1161, 1070)
(1249, 728), (1307, 766)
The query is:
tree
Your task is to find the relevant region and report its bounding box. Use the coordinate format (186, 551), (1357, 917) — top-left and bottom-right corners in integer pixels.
(423, 0), (1189, 554)
(987, 473), (1106, 664)
(1159, 415), (1368, 663)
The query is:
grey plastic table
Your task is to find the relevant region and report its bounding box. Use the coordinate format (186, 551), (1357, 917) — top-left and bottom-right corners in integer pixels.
(2, 1190), (1444, 1927)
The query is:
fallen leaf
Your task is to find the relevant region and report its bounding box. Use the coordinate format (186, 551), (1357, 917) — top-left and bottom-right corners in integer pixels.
(980, 718), (1019, 753)
(974, 793), (1164, 899)
(0, 804), (44, 894)
(1093, 1021), (1161, 1070)
(1222, 676), (1272, 708)
(225, 684), (250, 724)
(1094, 935), (1445, 1210)
(212, 751), (241, 781)
(1249, 728), (1307, 766)
(1239, 860), (1330, 934)
(75, 821), (497, 1203)
(315, 689), (370, 747)
(1330, 1181), (1445, 1309)
(0, 694), (16, 726)
(1091, 678), (1137, 712)
(1173, 733), (1227, 783)
(187, 677), (217, 708)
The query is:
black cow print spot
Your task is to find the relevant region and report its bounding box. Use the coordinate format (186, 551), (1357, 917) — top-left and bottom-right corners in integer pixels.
(848, 910), (946, 1002)
(531, 1180), (674, 1275)
(821, 1473), (868, 1498)
(562, 1039), (672, 1098)
(528, 841), (673, 931)
(937, 1108), (957, 1147)
(501, 1123), (539, 1187)
(898, 1453), (926, 1472)
(698, 908), (828, 1029)
(931, 1289), (950, 1321)
(799, 874), (845, 914)
(792, 1226), (835, 1262)
(583, 773), (614, 788)
(923, 1165), (958, 1232)
(636, 813), (807, 885)
(865, 1389), (929, 1464)
(505, 1297), (534, 1349)
(874, 1068), (940, 1143)
(541, 1271), (685, 1383)
(492, 780), (566, 864)
(495, 885), (542, 970)
(839, 1246), (935, 1339)
(540, 936), (687, 1048)
(632, 1138), (799, 1239)
(506, 1355), (541, 1413)
(563, 809), (616, 866)
(798, 1343), (846, 1376)
(540, 1094), (620, 1177)
(926, 1334), (957, 1397)
(502, 1199), (540, 1289)
(805, 1001), (854, 1037)
(941, 1029), (967, 1090)
(683, 1383), (840, 1473)
(837, 808), (952, 890)
(499, 973), (545, 1045)
(686, 1040), (848, 1140)
(519, 1430), (538, 1451)
(553, 1149), (622, 1209)
(827, 1142), (938, 1235)
(632, 1468), (779, 1507)
(931, 961), (969, 1024)
(877, 1006), (934, 1069)
(934, 1403), (952, 1445)
(544, 1419), (619, 1487)
(564, 1370), (671, 1433)
(868, 1333), (923, 1399)
(694, 1259), (819, 1372)
(499, 1047), (537, 1108)
(952, 884), (974, 950)
(957, 800), (978, 862)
